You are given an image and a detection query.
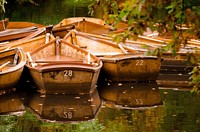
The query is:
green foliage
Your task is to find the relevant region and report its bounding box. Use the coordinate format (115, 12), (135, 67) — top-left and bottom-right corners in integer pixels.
(189, 65), (200, 94)
(89, 0), (200, 44)
(0, 0), (39, 13)
(89, 0), (200, 93)
(0, 0), (7, 12)
(0, 116), (18, 131)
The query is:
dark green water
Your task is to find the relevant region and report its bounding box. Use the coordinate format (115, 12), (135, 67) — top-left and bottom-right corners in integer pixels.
(0, 0), (200, 131)
(0, 82), (200, 132)
(3, 0), (91, 25)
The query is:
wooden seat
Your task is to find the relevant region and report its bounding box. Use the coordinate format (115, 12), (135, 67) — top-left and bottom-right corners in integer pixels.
(35, 55), (83, 63)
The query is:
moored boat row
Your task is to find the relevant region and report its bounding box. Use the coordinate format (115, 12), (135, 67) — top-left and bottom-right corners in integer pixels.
(0, 17), (198, 94)
(63, 30), (162, 82)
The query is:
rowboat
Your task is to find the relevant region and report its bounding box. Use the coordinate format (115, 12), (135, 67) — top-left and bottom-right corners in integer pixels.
(0, 26), (40, 42)
(98, 81), (162, 108)
(63, 30), (162, 82)
(7, 21), (45, 29)
(26, 37), (103, 94)
(137, 34), (200, 52)
(0, 92), (25, 116)
(75, 31), (158, 52)
(27, 88), (101, 123)
(157, 58), (196, 87)
(0, 28), (55, 92)
(0, 18), (9, 31)
(53, 17), (114, 38)
(0, 27), (55, 52)
(82, 31), (199, 65)
(134, 34), (199, 87)
(0, 48), (26, 91)
(0, 21), (46, 42)
(135, 34), (200, 66)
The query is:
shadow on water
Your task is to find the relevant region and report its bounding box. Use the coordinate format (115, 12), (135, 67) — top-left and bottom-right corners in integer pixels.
(0, 92), (25, 116)
(98, 81), (163, 109)
(0, 80), (200, 131)
(26, 88), (101, 123)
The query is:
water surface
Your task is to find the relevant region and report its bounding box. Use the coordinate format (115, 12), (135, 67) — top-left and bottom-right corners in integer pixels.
(0, 82), (200, 132)
(0, 1), (199, 131)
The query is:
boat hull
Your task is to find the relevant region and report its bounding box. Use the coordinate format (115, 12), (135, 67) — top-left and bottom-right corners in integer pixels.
(28, 62), (102, 94)
(0, 48), (26, 91)
(101, 56), (161, 82)
(24, 38), (104, 94)
(0, 66), (24, 90)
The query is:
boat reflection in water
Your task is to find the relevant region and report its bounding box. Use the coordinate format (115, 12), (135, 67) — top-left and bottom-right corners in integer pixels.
(27, 88), (101, 123)
(98, 81), (163, 109)
(0, 92), (25, 116)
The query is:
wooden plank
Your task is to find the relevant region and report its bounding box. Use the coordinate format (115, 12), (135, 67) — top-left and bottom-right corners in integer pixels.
(0, 61), (10, 71)
(35, 60), (83, 63)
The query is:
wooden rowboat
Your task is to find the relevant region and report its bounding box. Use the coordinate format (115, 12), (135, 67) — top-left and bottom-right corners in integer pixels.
(26, 37), (103, 94)
(0, 18), (9, 31)
(83, 23), (199, 86)
(0, 21), (46, 43)
(27, 88), (101, 123)
(7, 21), (44, 29)
(53, 17), (114, 38)
(83, 31), (200, 62)
(64, 30), (162, 82)
(0, 48), (26, 91)
(132, 34), (199, 87)
(137, 35), (200, 52)
(0, 26), (40, 42)
(0, 28), (55, 52)
(0, 29), (55, 92)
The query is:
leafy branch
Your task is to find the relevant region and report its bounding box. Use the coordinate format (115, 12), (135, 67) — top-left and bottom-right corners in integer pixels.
(89, 0), (200, 92)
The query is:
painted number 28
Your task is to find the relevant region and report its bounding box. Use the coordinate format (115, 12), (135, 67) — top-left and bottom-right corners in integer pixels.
(64, 70), (73, 77)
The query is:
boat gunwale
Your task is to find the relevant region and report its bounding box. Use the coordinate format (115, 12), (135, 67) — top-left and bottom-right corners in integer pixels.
(29, 38), (101, 64)
(100, 55), (160, 62)
(64, 30), (123, 49)
(0, 26), (38, 36)
(27, 37), (103, 72)
(55, 17), (113, 30)
(0, 33), (55, 51)
(0, 47), (26, 75)
(64, 30), (160, 60)
(27, 61), (103, 72)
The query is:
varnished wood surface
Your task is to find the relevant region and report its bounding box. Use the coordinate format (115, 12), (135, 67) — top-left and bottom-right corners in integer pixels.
(26, 38), (102, 94)
(0, 18), (9, 31)
(53, 17), (114, 38)
(64, 30), (161, 82)
(0, 48), (26, 90)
